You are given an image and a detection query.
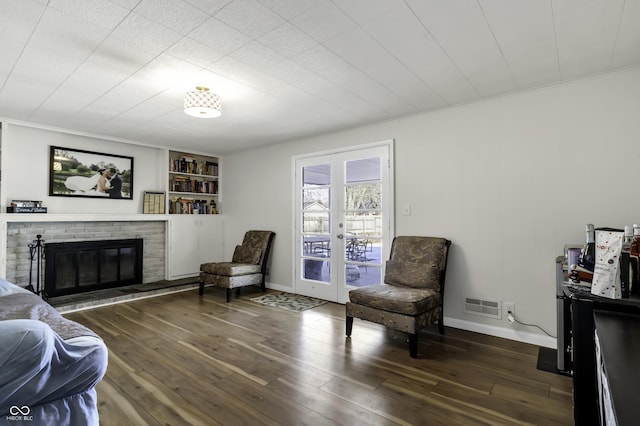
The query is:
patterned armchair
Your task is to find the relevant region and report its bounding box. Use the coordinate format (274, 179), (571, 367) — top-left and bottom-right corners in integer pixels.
(199, 230), (275, 302)
(346, 236), (451, 358)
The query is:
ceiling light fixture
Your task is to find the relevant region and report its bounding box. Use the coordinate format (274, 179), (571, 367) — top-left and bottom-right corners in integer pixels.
(184, 85), (221, 118)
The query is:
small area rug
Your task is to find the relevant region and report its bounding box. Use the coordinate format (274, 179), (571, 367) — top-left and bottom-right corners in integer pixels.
(250, 292), (327, 312)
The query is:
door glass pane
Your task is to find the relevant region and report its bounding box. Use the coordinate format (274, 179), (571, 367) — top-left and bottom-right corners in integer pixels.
(303, 164), (330, 185)
(303, 259), (330, 282)
(345, 183), (380, 212)
(345, 157), (383, 290)
(303, 188), (329, 208)
(346, 158), (380, 183)
(302, 235), (331, 257)
(345, 208), (382, 238)
(345, 237), (380, 265)
(345, 182), (382, 264)
(346, 265), (382, 287)
(301, 163), (331, 284)
(302, 212), (329, 233)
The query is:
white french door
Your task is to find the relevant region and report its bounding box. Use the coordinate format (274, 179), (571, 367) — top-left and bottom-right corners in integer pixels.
(294, 143), (393, 303)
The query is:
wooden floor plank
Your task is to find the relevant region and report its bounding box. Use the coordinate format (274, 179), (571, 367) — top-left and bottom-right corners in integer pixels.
(96, 379), (161, 426)
(268, 375), (395, 426)
(65, 289), (574, 426)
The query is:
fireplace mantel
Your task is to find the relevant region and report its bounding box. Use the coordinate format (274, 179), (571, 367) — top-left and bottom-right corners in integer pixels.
(0, 215), (169, 283)
(0, 214), (222, 286)
(0, 213), (169, 223)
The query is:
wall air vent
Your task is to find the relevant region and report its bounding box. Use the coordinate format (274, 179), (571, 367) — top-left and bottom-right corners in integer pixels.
(463, 297), (501, 319)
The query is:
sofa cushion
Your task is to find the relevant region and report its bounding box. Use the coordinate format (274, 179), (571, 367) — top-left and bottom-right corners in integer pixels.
(0, 278), (33, 297)
(348, 284), (440, 316)
(200, 261), (261, 276)
(384, 260), (440, 290)
(232, 245), (262, 264)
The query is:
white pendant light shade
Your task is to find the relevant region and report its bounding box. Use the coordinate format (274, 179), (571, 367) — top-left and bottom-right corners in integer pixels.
(184, 86), (221, 118)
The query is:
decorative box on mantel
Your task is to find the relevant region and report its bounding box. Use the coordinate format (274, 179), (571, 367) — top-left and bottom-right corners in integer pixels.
(7, 200), (47, 213)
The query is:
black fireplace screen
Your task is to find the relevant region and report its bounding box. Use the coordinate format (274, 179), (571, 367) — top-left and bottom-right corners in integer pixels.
(45, 239), (143, 297)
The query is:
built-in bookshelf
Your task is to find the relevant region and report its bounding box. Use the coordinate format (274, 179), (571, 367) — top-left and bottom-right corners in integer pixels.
(168, 150), (219, 215)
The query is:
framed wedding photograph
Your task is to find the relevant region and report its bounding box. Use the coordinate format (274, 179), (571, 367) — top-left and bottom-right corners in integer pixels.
(49, 146), (134, 199)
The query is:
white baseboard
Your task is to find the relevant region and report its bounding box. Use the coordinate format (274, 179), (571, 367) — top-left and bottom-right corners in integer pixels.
(265, 282), (295, 293)
(263, 284), (556, 349)
(444, 316), (557, 348)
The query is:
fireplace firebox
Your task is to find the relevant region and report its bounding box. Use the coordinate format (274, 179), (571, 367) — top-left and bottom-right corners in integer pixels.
(44, 239), (143, 297)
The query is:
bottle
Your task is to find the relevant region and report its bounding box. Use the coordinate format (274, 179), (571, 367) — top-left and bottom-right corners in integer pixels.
(630, 224), (640, 295)
(579, 224), (596, 271)
(632, 224), (640, 254)
(620, 226), (633, 298)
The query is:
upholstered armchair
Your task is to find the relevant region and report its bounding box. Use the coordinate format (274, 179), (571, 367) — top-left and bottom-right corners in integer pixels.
(199, 230), (275, 302)
(346, 236), (451, 358)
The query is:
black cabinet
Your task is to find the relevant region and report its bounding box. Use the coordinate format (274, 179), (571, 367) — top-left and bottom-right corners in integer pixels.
(594, 311), (640, 425)
(563, 286), (640, 425)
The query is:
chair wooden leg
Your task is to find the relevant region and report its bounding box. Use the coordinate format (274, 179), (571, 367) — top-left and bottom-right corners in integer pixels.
(226, 288), (232, 303)
(346, 316), (354, 337)
(438, 311), (445, 334)
(409, 333), (418, 358)
(199, 281), (204, 295)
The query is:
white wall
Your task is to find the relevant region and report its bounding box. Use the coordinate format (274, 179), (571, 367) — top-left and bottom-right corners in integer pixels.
(1, 123), (165, 213)
(222, 66), (640, 346)
(3, 67), (639, 346)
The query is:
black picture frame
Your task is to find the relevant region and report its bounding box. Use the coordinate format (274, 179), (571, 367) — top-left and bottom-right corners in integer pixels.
(49, 146), (134, 200)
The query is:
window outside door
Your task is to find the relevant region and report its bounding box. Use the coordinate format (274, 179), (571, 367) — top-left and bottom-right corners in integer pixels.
(294, 143), (393, 303)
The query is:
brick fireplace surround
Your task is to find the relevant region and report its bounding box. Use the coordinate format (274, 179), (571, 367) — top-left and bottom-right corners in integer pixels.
(4, 220), (166, 290)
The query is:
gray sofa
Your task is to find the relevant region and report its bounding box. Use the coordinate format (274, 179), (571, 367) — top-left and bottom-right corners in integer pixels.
(0, 279), (108, 425)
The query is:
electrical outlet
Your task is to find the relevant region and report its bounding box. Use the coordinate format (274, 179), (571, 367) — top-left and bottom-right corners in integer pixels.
(504, 302), (515, 317)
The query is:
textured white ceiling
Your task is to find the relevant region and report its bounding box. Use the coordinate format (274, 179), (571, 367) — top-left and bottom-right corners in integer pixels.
(1, 0), (639, 154)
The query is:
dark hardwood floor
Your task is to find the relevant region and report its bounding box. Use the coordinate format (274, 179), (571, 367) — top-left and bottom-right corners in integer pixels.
(65, 288), (573, 425)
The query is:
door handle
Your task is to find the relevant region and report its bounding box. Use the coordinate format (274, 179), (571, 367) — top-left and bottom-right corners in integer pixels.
(337, 234), (344, 239)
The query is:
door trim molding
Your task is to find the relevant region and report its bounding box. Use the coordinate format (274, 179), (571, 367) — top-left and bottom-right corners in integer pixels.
(291, 139), (395, 301)
(292, 139), (395, 161)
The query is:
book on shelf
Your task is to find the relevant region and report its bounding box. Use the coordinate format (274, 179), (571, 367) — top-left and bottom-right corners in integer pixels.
(170, 157), (197, 174)
(183, 158), (196, 174)
(7, 206), (47, 213)
(199, 161), (219, 176)
(169, 197), (218, 214)
(170, 178), (218, 194)
(11, 200), (43, 207)
(170, 156), (218, 177)
(193, 180), (218, 194)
